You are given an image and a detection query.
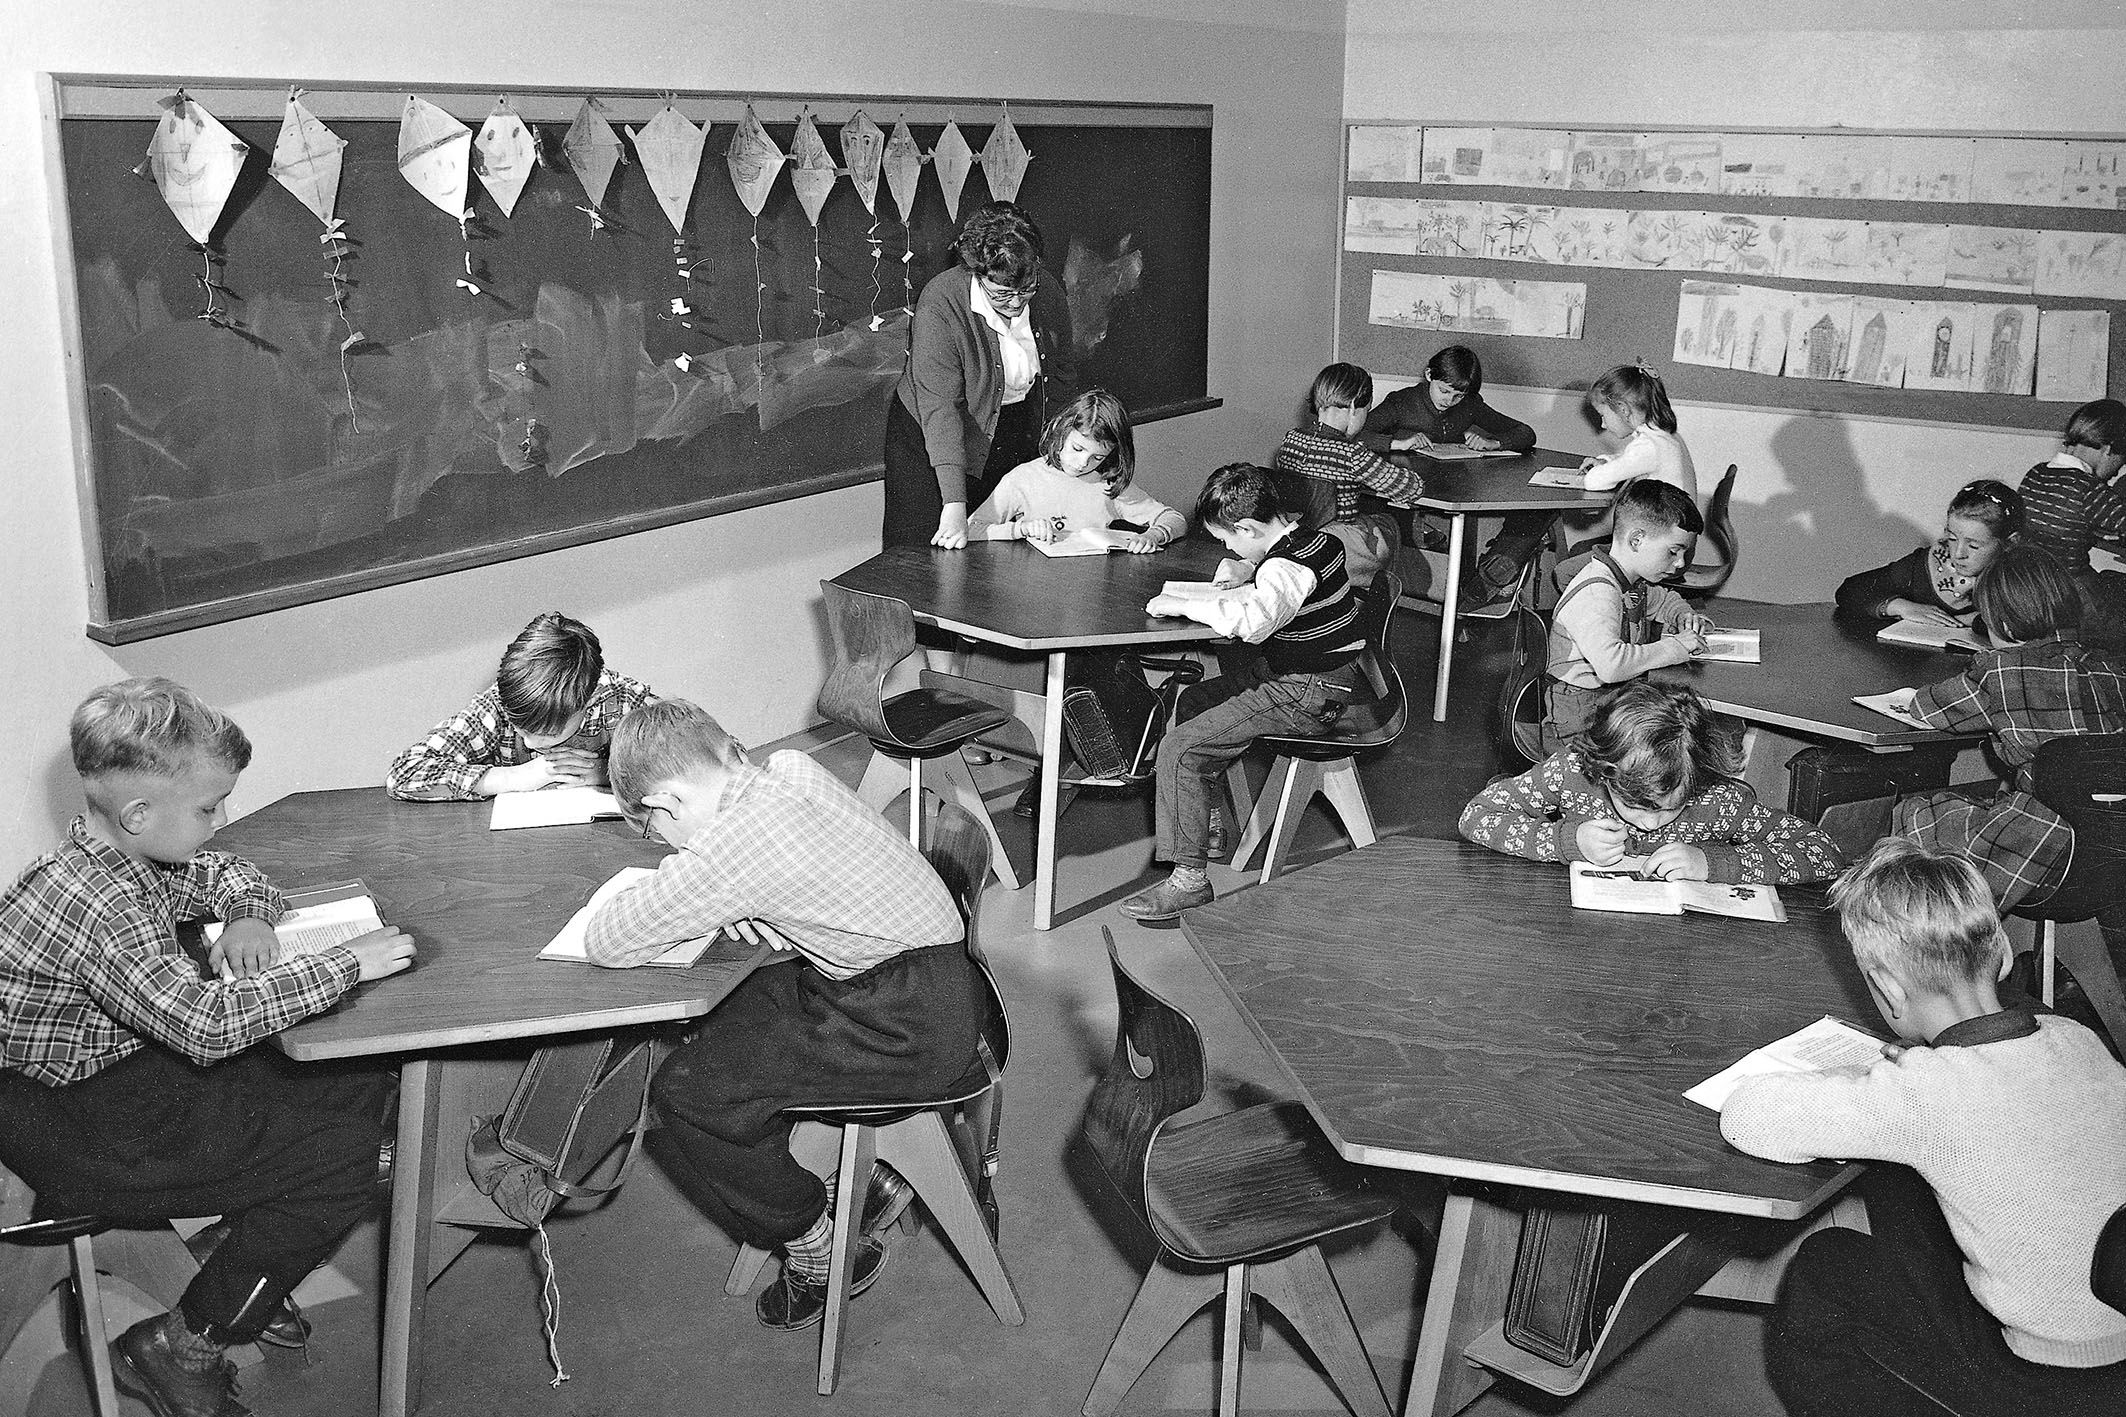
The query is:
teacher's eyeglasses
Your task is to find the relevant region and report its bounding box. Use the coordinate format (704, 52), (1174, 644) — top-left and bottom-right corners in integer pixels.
(978, 275), (1038, 312)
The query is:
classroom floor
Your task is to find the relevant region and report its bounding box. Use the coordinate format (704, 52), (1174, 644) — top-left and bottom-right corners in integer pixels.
(9, 609), (1792, 1417)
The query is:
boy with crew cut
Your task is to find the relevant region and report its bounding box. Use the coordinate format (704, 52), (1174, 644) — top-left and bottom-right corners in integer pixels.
(585, 700), (981, 1330)
(386, 611), (658, 800)
(1722, 839), (2126, 1417)
(0, 678), (415, 1417)
(1546, 477), (1714, 748)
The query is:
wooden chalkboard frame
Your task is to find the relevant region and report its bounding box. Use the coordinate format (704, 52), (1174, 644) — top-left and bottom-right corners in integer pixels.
(45, 75), (1217, 643)
(1336, 120), (2126, 435)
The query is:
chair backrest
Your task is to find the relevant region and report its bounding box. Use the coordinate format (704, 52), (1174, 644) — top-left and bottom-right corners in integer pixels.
(816, 581), (916, 746)
(1354, 569), (1409, 744)
(1676, 464), (1739, 598)
(926, 802), (1009, 1076)
(2022, 732), (2126, 920)
(1080, 927), (1208, 1224)
(2096, 1203), (2126, 1316)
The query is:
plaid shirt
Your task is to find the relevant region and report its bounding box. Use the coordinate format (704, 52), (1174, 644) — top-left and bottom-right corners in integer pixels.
(1896, 635), (2126, 910)
(385, 668), (658, 801)
(585, 750), (963, 980)
(0, 821), (357, 1087)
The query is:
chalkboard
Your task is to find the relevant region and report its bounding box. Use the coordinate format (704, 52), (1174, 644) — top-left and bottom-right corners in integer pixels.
(47, 79), (1214, 642)
(1338, 124), (2126, 433)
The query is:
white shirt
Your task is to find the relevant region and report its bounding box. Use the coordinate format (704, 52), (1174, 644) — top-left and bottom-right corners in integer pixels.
(968, 275), (1039, 405)
(1584, 424), (1699, 506)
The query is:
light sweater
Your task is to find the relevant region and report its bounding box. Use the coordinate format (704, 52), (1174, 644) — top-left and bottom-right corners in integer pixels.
(1547, 552), (1696, 689)
(966, 458), (1187, 544)
(1584, 425), (1699, 504)
(1722, 1013), (2126, 1368)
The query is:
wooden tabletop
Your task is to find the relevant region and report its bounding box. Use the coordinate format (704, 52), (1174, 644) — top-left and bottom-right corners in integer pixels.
(1403, 448), (1612, 515)
(1183, 836), (1870, 1219)
(1650, 600), (1975, 747)
(832, 541), (1232, 651)
(211, 789), (764, 1061)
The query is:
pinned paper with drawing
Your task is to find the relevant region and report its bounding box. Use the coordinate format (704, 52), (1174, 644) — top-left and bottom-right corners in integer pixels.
(268, 92), (345, 226)
(1970, 303), (2038, 396)
(841, 110), (885, 215)
(1622, 210), (1705, 270)
(396, 95), (471, 219)
(1420, 127), (1495, 184)
(1783, 292), (1855, 381)
(788, 112), (839, 226)
(1697, 213), (1784, 278)
(1878, 137), (1975, 204)
(146, 93), (249, 243)
(1637, 133), (1721, 194)
(1346, 124), (1425, 183)
(473, 100), (536, 217)
(931, 120), (975, 219)
(1970, 138), (2065, 207)
(1785, 217), (1869, 284)
(2034, 231), (2126, 300)
(1547, 207), (1629, 267)
(564, 98), (626, 212)
(1727, 286), (1792, 377)
(2061, 142), (2126, 209)
(1345, 197), (1481, 258)
(1566, 131), (1640, 192)
(1844, 299), (1926, 389)
(2036, 309), (2110, 403)
(1861, 223), (1949, 288)
(1674, 282), (1743, 368)
(1946, 226), (2038, 294)
(1484, 128), (1571, 189)
(725, 104), (788, 217)
(883, 119), (923, 223)
(631, 104), (709, 234)
(1903, 303), (1978, 392)
(1718, 132), (1806, 197)
(1787, 135), (1885, 201)
(980, 106), (1032, 201)
(1481, 203), (1556, 260)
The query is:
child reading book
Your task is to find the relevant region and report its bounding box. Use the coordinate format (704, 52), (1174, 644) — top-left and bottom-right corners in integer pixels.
(1836, 479), (2023, 629)
(965, 388), (1185, 551)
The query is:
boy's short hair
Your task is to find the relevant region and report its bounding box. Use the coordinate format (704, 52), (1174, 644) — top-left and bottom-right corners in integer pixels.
(1829, 838), (2008, 990)
(497, 613), (604, 737)
(1581, 680), (1741, 808)
(71, 677), (251, 781)
(608, 700), (746, 818)
(2062, 397), (2126, 456)
(1612, 478), (1704, 539)
(1308, 362), (1373, 415)
(1973, 543), (2083, 643)
(1195, 462), (1306, 531)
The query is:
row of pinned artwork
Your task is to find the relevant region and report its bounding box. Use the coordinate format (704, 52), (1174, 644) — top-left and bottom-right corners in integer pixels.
(1344, 197), (2126, 301)
(1668, 281), (2108, 402)
(1347, 125), (2126, 208)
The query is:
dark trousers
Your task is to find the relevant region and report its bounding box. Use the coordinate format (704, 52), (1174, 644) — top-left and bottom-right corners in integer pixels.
(1769, 1165), (2126, 1417)
(880, 390), (1041, 548)
(645, 945), (981, 1250)
(0, 1044), (392, 1344)
(1477, 510), (1560, 587)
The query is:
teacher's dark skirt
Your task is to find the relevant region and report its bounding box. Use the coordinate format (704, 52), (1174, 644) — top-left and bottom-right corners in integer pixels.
(881, 391), (1042, 548)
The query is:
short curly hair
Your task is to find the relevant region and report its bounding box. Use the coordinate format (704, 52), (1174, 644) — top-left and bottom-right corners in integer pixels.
(953, 201), (1045, 286)
(71, 677), (251, 781)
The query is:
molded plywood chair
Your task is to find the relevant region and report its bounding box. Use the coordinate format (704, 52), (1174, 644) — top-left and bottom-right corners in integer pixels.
(1079, 927), (1396, 1417)
(723, 803), (1022, 1395)
(1225, 571), (1409, 883)
(1673, 463), (1738, 601)
(2095, 1204), (2126, 1316)
(2015, 732), (2126, 1051)
(818, 580), (1020, 888)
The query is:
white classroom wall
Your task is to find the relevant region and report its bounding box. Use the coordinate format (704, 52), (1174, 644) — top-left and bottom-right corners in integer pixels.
(1345, 0), (2124, 603)
(0, 0), (1346, 866)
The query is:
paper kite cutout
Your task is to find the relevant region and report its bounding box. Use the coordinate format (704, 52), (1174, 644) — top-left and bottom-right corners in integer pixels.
(564, 98), (625, 210)
(397, 96), (472, 219)
(631, 104), (708, 234)
(268, 92), (345, 226)
(474, 100), (536, 216)
(841, 111), (885, 216)
(932, 121), (975, 220)
(884, 120), (923, 223)
(146, 93), (249, 244)
(979, 107), (1032, 202)
(725, 104), (789, 218)
(789, 113), (839, 226)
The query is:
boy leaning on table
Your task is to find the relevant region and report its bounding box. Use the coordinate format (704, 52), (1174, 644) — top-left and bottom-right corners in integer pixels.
(1721, 838), (2126, 1417)
(0, 677), (415, 1417)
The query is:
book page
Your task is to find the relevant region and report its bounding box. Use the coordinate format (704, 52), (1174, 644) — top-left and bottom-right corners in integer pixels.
(1028, 528), (1128, 558)
(1676, 880), (1786, 923)
(1414, 444), (1518, 462)
(538, 866), (713, 968)
(1686, 1016), (1887, 1109)
(1853, 689), (1927, 729)
(204, 881), (382, 972)
(1568, 860), (1683, 915)
(1529, 467), (1587, 489)
(1158, 580), (1229, 601)
(1876, 619), (1982, 653)
(490, 785), (624, 831)
(1696, 628), (1761, 664)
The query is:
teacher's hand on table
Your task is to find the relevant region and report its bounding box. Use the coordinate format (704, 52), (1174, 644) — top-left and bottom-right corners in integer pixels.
(348, 926), (418, 982)
(1643, 843), (1710, 881)
(1576, 817), (1633, 866)
(1885, 598), (1961, 628)
(932, 504), (970, 550)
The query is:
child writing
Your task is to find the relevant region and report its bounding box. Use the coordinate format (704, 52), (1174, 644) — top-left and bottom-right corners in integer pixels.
(966, 388), (1184, 551)
(1546, 478), (1714, 747)
(1891, 543), (2126, 911)
(0, 678), (415, 1417)
(1123, 464), (1378, 922)
(2020, 396), (2126, 645)
(386, 611), (658, 800)
(1579, 361), (1698, 502)
(1722, 839), (2126, 1417)
(1459, 679), (1844, 884)
(1273, 362), (1426, 588)
(585, 700), (980, 1330)
(1835, 479), (2024, 628)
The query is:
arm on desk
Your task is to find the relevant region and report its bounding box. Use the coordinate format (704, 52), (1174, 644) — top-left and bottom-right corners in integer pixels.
(1459, 753), (1603, 863)
(1688, 783), (1849, 885)
(1720, 1059), (1907, 1166)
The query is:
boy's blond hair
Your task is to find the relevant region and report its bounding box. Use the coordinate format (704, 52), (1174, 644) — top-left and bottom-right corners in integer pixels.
(1828, 838), (2008, 990)
(71, 677), (251, 783)
(608, 700), (745, 818)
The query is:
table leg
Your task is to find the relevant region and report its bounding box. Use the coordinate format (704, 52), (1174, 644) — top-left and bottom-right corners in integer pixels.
(380, 1057), (439, 1417)
(1431, 514), (1467, 723)
(1403, 1188), (1516, 1417)
(1033, 649), (1067, 931)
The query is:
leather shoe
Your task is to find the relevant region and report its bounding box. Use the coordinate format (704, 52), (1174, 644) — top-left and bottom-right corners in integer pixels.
(180, 1223), (310, 1349)
(1120, 878), (1214, 926)
(756, 1236), (889, 1330)
(1205, 810), (1230, 861)
(860, 1164), (912, 1236)
(111, 1315), (250, 1417)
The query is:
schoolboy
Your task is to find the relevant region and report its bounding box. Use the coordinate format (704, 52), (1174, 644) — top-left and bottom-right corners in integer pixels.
(1123, 463), (1377, 923)
(1273, 362), (1426, 589)
(1546, 477), (1713, 747)
(584, 700), (980, 1330)
(0, 678), (415, 1417)
(1722, 839), (2126, 1416)
(385, 611), (657, 800)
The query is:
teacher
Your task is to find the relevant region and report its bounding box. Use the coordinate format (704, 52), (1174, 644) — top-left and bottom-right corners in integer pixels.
(883, 201), (1075, 549)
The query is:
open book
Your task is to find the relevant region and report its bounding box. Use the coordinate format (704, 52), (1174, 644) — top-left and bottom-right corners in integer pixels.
(1853, 688), (1928, 729)
(1412, 443), (1519, 462)
(1568, 860), (1786, 922)
(204, 881), (382, 973)
(1158, 579), (1232, 602)
(490, 785), (625, 831)
(1684, 1016), (1889, 1109)
(1027, 527), (1138, 558)
(1528, 467), (1588, 489)
(538, 866), (716, 968)
(1695, 628), (1761, 664)
(1876, 618), (1982, 654)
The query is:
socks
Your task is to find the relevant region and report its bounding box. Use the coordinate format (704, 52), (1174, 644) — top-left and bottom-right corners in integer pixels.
(782, 1208), (835, 1282)
(1170, 865), (1209, 892)
(161, 1310), (224, 1371)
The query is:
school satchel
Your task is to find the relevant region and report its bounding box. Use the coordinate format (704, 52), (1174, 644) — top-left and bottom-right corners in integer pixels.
(1060, 652), (1169, 780)
(465, 1032), (659, 1228)
(1503, 1201), (1689, 1366)
(1492, 597), (1551, 772)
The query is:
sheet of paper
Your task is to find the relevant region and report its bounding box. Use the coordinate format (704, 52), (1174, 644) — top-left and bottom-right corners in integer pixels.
(1621, 209), (1706, 270)
(1785, 217), (1870, 283)
(1788, 135), (1888, 201)
(1486, 128), (1573, 189)
(1420, 127), (1495, 184)
(2061, 142), (2126, 209)
(1637, 134), (1722, 195)
(979, 106), (1032, 202)
(563, 98), (625, 212)
(205, 882), (381, 972)
(1844, 298), (1927, 388)
(1861, 223), (1950, 288)
(1946, 225), (2039, 293)
(1567, 131), (1640, 193)
(883, 120), (923, 223)
(788, 112), (839, 226)
(1970, 138), (2065, 207)
(1028, 528), (1130, 557)
(931, 120), (975, 219)
(1529, 467), (1587, 489)
(1698, 628), (1760, 663)
(1685, 1016), (1888, 1110)
(1347, 124), (1426, 183)
(632, 104), (710, 234)
(1159, 580), (1229, 601)
(2034, 231), (2126, 300)
(1697, 213), (1785, 278)
(1903, 302), (1978, 392)
(1509, 279), (1587, 339)
(1547, 207), (1630, 266)
(1854, 689), (1927, 728)
(725, 104), (788, 218)
(148, 93), (249, 244)
(841, 110), (885, 215)
(1675, 281), (1744, 368)
(1569, 860), (1683, 916)
(474, 100), (537, 217)
(268, 92), (346, 227)
(1877, 619), (1982, 653)
(1676, 880), (1785, 923)
(1481, 202), (1558, 260)
(1728, 285), (1793, 376)
(490, 786), (625, 831)
(1718, 132), (1806, 197)
(1343, 197), (1481, 257)
(537, 866), (712, 967)
(2036, 308), (2111, 403)
(1783, 292), (1856, 381)
(1968, 303), (2039, 395)
(398, 95), (471, 220)
(1877, 136), (1975, 204)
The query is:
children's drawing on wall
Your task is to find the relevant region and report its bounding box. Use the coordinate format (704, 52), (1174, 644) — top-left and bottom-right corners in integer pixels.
(563, 98), (625, 227)
(1728, 286), (1791, 376)
(1879, 137), (1976, 204)
(2035, 309), (2111, 402)
(1697, 213), (1783, 277)
(1974, 303), (2039, 395)
(1904, 303), (1976, 392)
(1419, 127), (1495, 184)
(1637, 134), (1721, 194)
(1622, 209), (1705, 269)
(1485, 129), (1571, 189)
(1782, 291), (1855, 381)
(979, 106), (1032, 202)
(2034, 231), (2126, 300)
(1368, 269), (1582, 338)
(1673, 281), (1743, 367)
(2060, 142), (2126, 208)
(1861, 222), (1951, 287)
(1346, 124), (1425, 183)
(1787, 135), (1883, 200)
(1717, 133), (1805, 198)
(1343, 197), (1478, 257)
(1843, 298), (1923, 388)
(931, 119), (974, 218)
(1546, 207), (1627, 266)
(1567, 131), (1640, 192)
(1969, 138), (2066, 207)
(1785, 217), (1869, 283)
(1482, 203), (1555, 260)
(1946, 225), (2039, 293)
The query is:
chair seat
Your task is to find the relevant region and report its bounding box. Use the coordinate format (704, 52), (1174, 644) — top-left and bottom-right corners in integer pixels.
(874, 690), (1013, 756)
(1254, 701), (1402, 758)
(1, 1213), (112, 1245)
(1143, 1101), (1397, 1266)
(785, 1053), (999, 1123)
